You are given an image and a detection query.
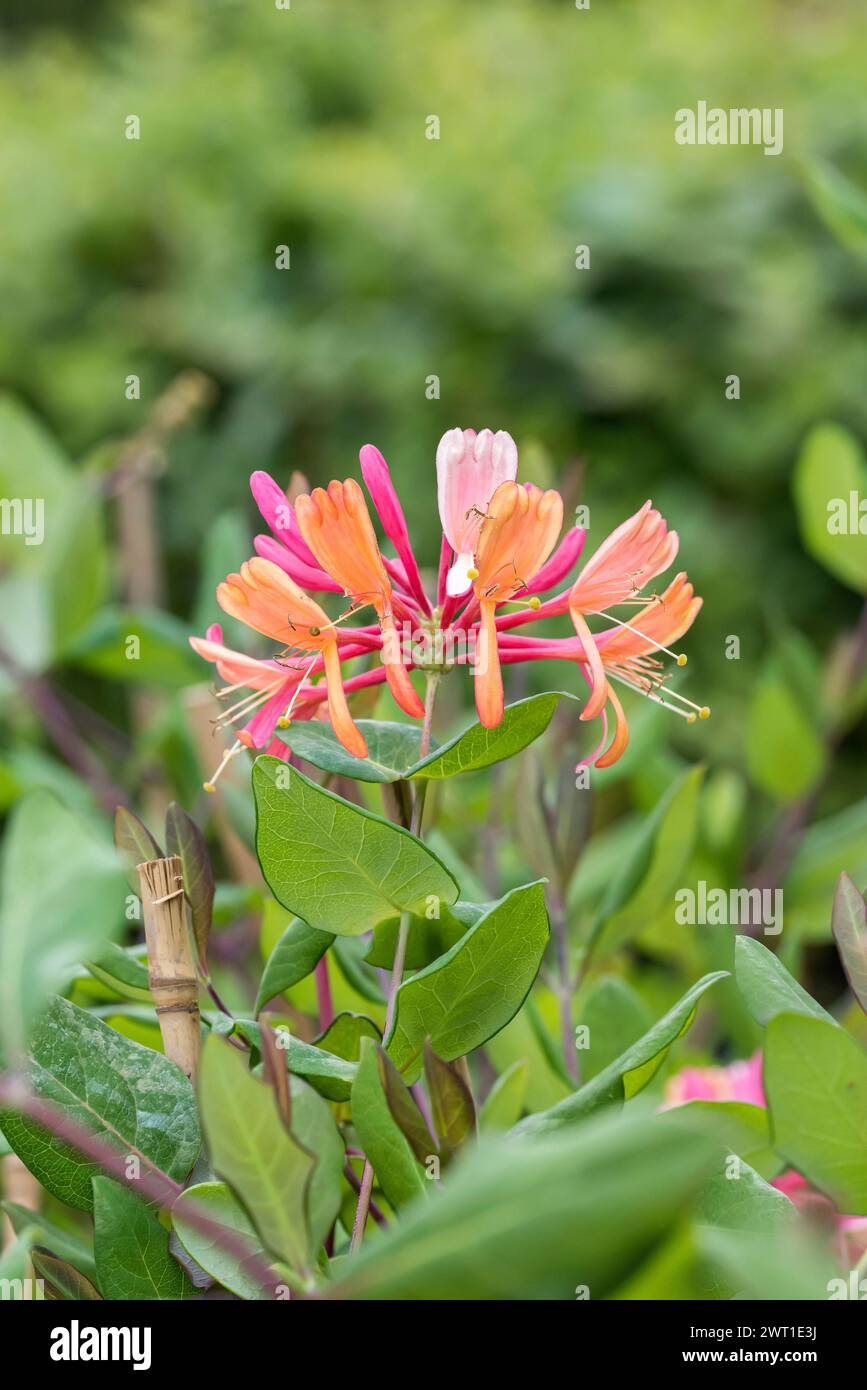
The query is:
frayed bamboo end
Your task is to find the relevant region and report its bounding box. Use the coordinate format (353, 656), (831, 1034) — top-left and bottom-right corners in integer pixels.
(138, 855), (201, 1082)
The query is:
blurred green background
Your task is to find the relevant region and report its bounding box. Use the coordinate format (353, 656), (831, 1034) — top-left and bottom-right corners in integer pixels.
(0, 0), (866, 1060)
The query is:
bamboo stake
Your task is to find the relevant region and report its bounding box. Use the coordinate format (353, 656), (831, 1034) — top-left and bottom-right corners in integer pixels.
(138, 856), (201, 1082)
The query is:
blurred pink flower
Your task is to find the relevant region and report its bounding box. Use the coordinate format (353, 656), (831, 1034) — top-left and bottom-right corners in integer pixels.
(663, 1050), (765, 1108)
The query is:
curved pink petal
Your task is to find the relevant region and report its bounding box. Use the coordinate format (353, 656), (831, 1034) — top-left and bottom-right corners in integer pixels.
(360, 444), (430, 612)
(253, 534), (342, 593)
(249, 471), (322, 570)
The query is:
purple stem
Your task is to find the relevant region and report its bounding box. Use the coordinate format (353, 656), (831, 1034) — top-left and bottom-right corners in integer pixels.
(315, 955), (334, 1032)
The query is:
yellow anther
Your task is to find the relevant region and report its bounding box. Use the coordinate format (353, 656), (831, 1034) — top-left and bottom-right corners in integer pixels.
(467, 566), (479, 580)
(277, 716), (291, 729)
(203, 781), (217, 794)
(699, 706), (711, 720)
(528, 596), (541, 611)
(686, 713), (697, 725)
(676, 653), (687, 667)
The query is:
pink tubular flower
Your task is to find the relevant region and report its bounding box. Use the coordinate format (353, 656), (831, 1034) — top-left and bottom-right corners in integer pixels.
(191, 428), (709, 786)
(664, 1052), (867, 1265)
(436, 428), (518, 597)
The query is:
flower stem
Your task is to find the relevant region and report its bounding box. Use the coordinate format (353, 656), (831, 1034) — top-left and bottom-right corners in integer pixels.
(350, 672), (439, 1251)
(315, 955), (334, 1032)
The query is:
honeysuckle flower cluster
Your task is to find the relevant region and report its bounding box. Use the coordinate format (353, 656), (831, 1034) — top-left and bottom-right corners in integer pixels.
(191, 428), (709, 790)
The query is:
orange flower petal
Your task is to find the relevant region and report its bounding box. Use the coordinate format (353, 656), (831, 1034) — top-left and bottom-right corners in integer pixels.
(474, 598), (504, 727)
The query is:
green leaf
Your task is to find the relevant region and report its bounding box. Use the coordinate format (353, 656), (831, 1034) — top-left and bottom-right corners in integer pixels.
(514, 971), (729, 1139)
(734, 935), (836, 1027)
(386, 882), (550, 1081)
(832, 872), (867, 1014)
(2, 1200), (97, 1283)
(0, 997), (200, 1211)
(376, 1046), (435, 1165)
(252, 757), (458, 936)
(31, 1249), (102, 1300)
(287, 1076), (344, 1251)
(793, 422), (867, 594)
(84, 943), (152, 1004)
(803, 160), (867, 260)
(0, 791), (126, 1057)
(365, 907), (471, 971)
(695, 1158), (793, 1233)
(588, 767), (705, 954)
(479, 1060), (530, 1133)
(0, 397), (107, 660)
(198, 1035), (315, 1273)
(114, 806), (163, 895)
(234, 1019), (356, 1102)
(165, 802), (215, 970)
(255, 917), (334, 1014)
(282, 720), (430, 784)
(698, 1222), (839, 1301)
(172, 1181), (275, 1301)
(68, 606), (204, 685)
(424, 1043), (475, 1157)
(92, 1177), (192, 1300)
(407, 692), (579, 780)
(0, 1224), (41, 1285)
(746, 672), (824, 802)
(579, 975), (653, 1081)
(350, 1038), (426, 1209)
(329, 1108), (718, 1300)
(764, 1012), (867, 1215)
(315, 1012), (381, 1062)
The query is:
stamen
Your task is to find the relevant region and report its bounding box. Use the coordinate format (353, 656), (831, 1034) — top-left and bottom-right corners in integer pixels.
(276, 652), (320, 729)
(212, 678), (283, 729)
(658, 685), (711, 718)
(203, 740), (243, 793)
(590, 608), (686, 665)
(609, 673), (696, 721)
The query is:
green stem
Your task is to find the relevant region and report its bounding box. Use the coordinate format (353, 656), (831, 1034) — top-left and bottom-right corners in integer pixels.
(350, 673), (439, 1252)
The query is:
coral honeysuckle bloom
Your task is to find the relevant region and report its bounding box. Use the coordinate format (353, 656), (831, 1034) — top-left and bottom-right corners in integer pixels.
(191, 427), (708, 786)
